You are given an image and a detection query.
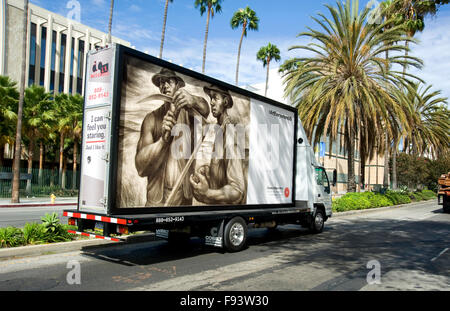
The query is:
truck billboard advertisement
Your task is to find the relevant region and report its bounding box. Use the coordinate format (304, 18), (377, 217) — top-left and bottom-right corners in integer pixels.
(115, 52), (296, 209)
(79, 46), (116, 212)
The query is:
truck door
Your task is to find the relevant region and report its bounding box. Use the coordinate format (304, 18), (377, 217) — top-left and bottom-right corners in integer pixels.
(315, 167), (332, 215)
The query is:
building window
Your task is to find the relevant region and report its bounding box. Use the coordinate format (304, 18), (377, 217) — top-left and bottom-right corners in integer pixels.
(40, 27), (47, 69)
(29, 23), (36, 67)
(28, 23), (37, 86)
(60, 34), (66, 74)
(51, 30), (56, 71)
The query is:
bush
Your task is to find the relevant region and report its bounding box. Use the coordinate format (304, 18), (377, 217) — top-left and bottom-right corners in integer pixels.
(385, 190), (412, 205)
(333, 193), (371, 212)
(420, 189), (436, 200)
(0, 214), (76, 248)
(40, 213), (74, 243)
(23, 223), (46, 245)
(0, 227), (25, 248)
(332, 188), (437, 213)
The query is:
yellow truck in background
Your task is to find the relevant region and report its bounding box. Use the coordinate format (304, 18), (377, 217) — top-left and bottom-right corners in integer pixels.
(438, 172), (450, 213)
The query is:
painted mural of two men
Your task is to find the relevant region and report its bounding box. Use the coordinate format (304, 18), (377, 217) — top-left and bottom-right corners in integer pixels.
(135, 68), (247, 207)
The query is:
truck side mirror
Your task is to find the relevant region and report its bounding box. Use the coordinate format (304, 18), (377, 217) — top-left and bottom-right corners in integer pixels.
(332, 169), (337, 187)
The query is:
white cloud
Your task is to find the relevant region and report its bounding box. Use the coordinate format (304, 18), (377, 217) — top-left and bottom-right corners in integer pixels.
(92, 0), (106, 7)
(408, 14), (450, 102)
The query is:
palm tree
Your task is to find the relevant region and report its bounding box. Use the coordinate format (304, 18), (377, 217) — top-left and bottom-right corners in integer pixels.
(283, 0), (422, 192)
(23, 85), (55, 192)
(257, 43), (281, 97)
(231, 6), (259, 86)
(0, 76), (18, 167)
(54, 93), (83, 189)
(384, 0), (449, 75)
(54, 93), (70, 188)
(11, 0), (29, 203)
(107, 0), (114, 44)
(159, 0), (173, 59)
(383, 0), (449, 188)
(398, 83), (449, 158)
(62, 94), (83, 189)
(195, 0), (223, 74)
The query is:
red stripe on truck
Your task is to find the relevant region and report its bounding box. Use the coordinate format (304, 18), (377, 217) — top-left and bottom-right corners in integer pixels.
(63, 212), (128, 225)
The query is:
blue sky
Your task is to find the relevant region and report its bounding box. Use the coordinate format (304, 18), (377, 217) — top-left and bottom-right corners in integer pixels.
(31, 0), (450, 101)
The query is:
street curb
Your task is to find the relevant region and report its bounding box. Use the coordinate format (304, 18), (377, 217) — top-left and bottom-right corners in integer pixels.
(332, 199), (437, 217)
(0, 203), (77, 208)
(0, 233), (156, 260)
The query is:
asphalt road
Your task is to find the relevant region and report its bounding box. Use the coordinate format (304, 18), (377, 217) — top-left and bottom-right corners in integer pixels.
(0, 205), (71, 228)
(0, 200), (448, 292)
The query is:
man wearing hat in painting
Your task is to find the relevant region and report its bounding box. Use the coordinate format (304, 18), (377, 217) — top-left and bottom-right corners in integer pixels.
(135, 68), (210, 207)
(189, 84), (246, 205)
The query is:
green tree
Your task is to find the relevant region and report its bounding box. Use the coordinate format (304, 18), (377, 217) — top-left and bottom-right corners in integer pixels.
(384, 0), (449, 75)
(383, 0), (449, 189)
(160, 0), (174, 59)
(256, 43), (281, 97)
(231, 6), (259, 86)
(195, 0), (223, 74)
(0, 76), (18, 167)
(54, 93), (70, 188)
(398, 82), (449, 158)
(283, 0), (422, 192)
(64, 94), (83, 190)
(23, 85), (55, 192)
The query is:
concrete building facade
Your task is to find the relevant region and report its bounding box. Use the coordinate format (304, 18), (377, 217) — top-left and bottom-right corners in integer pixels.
(0, 0), (130, 95)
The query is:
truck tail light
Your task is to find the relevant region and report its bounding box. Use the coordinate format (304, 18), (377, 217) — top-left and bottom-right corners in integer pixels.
(117, 225), (129, 235)
(68, 218), (76, 226)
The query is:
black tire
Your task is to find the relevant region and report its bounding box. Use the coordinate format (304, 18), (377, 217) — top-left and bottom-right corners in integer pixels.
(444, 197), (450, 213)
(223, 217), (248, 252)
(310, 209), (325, 234)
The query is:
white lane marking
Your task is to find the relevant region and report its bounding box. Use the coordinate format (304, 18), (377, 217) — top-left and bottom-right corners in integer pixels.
(431, 248), (449, 262)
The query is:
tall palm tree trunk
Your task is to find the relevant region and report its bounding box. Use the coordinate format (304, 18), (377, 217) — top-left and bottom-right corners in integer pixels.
(383, 132), (389, 189)
(26, 139), (34, 196)
(59, 133), (64, 187)
(403, 40), (409, 76)
(0, 144), (4, 167)
(347, 124), (357, 193)
(235, 23), (246, 85)
(265, 58), (270, 97)
(72, 140), (78, 190)
(62, 157), (67, 189)
(202, 6), (211, 74)
(159, 0), (170, 59)
(392, 138), (398, 189)
(11, 0), (29, 203)
(38, 141), (44, 187)
(107, 0), (114, 44)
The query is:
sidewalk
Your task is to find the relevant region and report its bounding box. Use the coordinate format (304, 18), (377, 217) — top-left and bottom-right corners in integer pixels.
(0, 196), (78, 208)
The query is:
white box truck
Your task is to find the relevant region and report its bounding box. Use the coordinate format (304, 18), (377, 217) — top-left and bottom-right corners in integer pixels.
(63, 44), (334, 252)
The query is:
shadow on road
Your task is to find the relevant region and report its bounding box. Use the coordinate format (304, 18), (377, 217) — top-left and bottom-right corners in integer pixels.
(78, 212), (450, 290)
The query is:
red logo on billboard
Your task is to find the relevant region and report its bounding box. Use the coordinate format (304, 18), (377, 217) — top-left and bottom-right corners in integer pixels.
(284, 187), (290, 198)
(91, 61), (109, 78)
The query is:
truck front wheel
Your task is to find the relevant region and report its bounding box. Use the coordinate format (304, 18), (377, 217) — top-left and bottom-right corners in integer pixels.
(310, 209), (325, 234)
(223, 217), (248, 252)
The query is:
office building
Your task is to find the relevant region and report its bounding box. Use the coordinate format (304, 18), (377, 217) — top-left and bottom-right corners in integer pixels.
(0, 0), (130, 95)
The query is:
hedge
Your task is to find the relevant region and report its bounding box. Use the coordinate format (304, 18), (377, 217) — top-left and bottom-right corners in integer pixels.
(332, 189), (436, 213)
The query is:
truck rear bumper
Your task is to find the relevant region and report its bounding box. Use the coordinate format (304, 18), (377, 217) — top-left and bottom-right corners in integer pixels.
(68, 230), (122, 242)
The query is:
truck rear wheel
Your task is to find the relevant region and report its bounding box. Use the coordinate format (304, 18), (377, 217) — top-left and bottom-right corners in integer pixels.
(223, 217), (247, 252)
